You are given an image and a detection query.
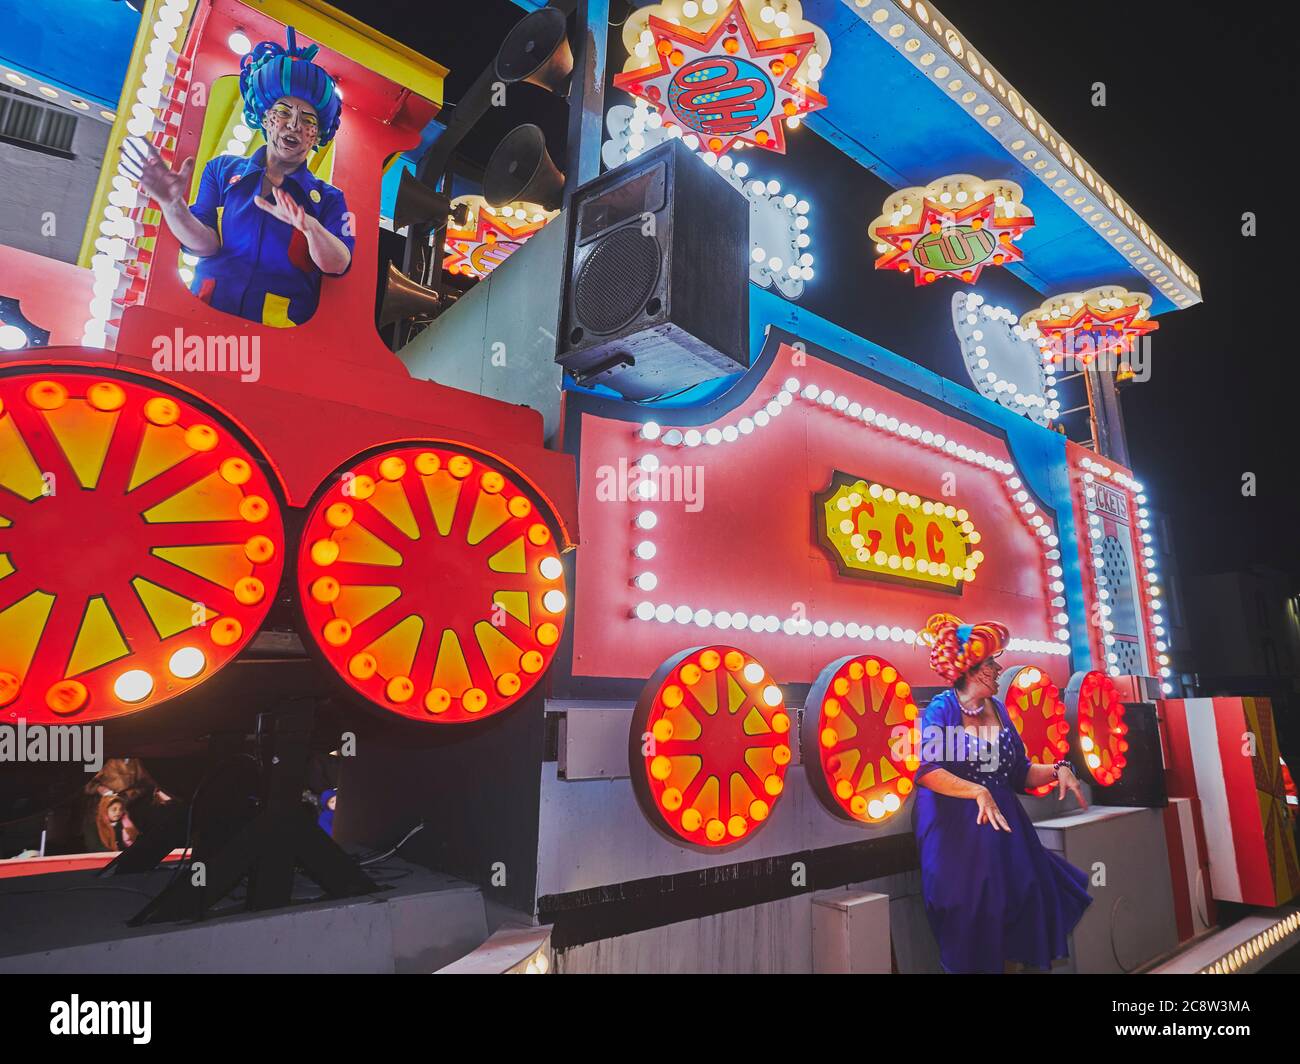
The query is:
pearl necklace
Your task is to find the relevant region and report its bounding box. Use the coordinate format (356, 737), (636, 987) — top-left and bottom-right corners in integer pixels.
(956, 690), (985, 717)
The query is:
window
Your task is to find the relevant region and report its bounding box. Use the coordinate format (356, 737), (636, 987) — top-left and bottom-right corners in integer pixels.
(0, 86), (77, 158)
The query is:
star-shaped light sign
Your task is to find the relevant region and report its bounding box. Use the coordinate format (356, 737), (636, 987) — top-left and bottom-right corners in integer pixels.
(443, 196), (555, 281)
(1020, 287), (1159, 365)
(613, 0), (828, 155)
(870, 191), (1034, 287)
(1030, 302), (1159, 363)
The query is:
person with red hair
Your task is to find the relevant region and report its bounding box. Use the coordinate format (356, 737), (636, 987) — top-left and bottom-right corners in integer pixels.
(913, 613), (1092, 972)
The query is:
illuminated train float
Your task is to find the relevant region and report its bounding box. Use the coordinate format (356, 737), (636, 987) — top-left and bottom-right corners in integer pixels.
(0, 1), (576, 728)
(0, 0), (1155, 856)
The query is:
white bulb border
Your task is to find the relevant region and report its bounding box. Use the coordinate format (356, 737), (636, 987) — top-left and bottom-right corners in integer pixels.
(1073, 453), (1166, 688)
(629, 372), (1072, 657)
(844, 0), (1199, 310)
(84, 0), (196, 350)
(951, 291), (1058, 427)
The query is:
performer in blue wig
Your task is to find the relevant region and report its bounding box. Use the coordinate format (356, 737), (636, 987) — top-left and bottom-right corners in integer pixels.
(122, 26), (353, 326)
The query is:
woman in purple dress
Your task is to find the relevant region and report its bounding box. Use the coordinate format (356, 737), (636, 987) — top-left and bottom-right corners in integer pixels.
(913, 613), (1093, 973)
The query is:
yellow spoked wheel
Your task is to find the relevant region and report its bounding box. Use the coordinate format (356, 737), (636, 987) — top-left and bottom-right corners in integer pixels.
(629, 645), (790, 850)
(296, 443), (568, 723)
(802, 653), (919, 824)
(1067, 669), (1129, 787)
(999, 665), (1070, 796)
(0, 369), (284, 721)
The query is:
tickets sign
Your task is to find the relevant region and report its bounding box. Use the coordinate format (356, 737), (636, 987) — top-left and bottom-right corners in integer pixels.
(815, 472), (982, 592)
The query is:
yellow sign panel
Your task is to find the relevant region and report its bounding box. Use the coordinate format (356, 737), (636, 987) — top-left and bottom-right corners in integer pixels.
(815, 474), (983, 591)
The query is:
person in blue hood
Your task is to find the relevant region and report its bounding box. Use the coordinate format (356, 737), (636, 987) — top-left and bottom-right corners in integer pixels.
(318, 788), (338, 836)
(122, 26), (353, 327)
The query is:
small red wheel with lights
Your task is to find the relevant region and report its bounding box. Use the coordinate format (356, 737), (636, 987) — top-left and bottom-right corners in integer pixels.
(802, 653), (920, 824)
(999, 666), (1071, 796)
(0, 368), (285, 722)
(629, 645), (790, 851)
(1065, 669), (1129, 787)
(296, 443), (567, 723)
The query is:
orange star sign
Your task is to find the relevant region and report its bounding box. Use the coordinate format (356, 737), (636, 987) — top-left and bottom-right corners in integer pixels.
(613, 0), (827, 155)
(873, 194), (1033, 286)
(1033, 301), (1159, 363)
(443, 203), (549, 280)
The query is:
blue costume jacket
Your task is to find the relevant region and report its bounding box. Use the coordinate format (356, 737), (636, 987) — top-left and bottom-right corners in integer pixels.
(187, 147), (353, 327)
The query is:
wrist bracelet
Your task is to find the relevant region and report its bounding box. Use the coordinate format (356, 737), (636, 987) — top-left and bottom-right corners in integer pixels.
(1052, 760), (1070, 780)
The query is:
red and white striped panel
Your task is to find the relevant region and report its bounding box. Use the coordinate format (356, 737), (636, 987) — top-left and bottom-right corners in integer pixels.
(1160, 698), (1300, 907)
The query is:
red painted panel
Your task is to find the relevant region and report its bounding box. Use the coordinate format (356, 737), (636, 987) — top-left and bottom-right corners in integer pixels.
(72, 1), (582, 540)
(9, 348), (578, 547)
(571, 342), (1068, 685)
(0, 850), (185, 879)
(0, 246), (95, 346)
(1158, 698), (1197, 799)
(119, 0), (432, 370)
(1162, 802), (1194, 941)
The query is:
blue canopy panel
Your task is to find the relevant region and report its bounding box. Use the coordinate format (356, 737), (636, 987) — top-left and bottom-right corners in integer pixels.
(0, 0), (141, 112)
(792, 0), (1200, 315)
(799, 0), (1175, 312)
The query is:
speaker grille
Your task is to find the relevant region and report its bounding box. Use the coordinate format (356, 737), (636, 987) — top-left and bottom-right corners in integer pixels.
(573, 226), (661, 335)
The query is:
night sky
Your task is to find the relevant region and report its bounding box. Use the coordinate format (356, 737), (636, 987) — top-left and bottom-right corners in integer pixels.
(934, 0), (1298, 588)
(343, 0), (1298, 586)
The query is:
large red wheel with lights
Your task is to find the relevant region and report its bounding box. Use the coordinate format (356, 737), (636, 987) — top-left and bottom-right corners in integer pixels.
(1065, 669), (1129, 787)
(998, 666), (1071, 796)
(296, 443), (567, 723)
(629, 645), (790, 851)
(0, 368), (285, 722)
(802, 654), (920, 824)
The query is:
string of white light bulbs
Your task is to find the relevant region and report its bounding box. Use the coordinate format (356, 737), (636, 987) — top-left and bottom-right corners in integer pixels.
(626, 374), (1073, 655)
(83, 0), (195, 349)
(1076, 454), (1170, 692)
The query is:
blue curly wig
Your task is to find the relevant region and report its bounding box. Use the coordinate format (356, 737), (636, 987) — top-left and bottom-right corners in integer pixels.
(239, 26), (342, 146)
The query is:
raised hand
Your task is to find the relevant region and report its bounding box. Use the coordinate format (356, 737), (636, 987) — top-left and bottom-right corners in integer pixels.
(975, 786), (1012, 832)
(1057, 765), (1088, 810)
(253, 185), (309, 231)
(121, 137), (194, 208)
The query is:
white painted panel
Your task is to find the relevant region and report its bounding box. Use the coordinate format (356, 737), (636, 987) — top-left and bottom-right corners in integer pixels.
(812, 890), (891, 973)
(1182, 699), (1242, 903)
(1033, 805), (1178, 974)
(536, 762), (910, 898)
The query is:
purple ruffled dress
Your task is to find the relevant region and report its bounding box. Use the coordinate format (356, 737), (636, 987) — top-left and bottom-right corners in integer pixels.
(913, 688), (1093, 973)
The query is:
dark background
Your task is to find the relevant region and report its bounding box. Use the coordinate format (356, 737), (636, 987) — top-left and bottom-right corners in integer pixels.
(934, 0), (1298, 591)
(342, 0), (1298, 589)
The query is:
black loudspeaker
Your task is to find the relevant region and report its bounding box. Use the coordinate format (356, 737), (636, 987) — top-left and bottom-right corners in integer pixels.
(379, 262), (442, 327)
(1091, 701), (1168, 809)
(557, 139), (749, 399)
(484, 124), (566, 209)
(392, 168), (449, 233)
(495, 6), (574, 93)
